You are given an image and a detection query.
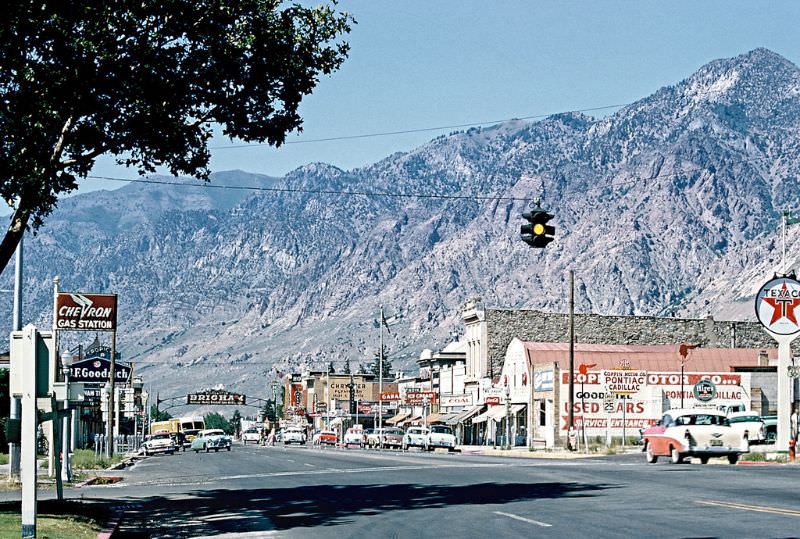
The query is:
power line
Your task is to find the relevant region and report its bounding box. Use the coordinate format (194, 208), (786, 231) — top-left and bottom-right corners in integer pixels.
(86, 154), (774, 203)
(209, 104), (629, 148)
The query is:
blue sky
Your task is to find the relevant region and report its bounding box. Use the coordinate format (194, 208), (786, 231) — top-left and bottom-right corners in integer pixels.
(86, 0), (800, 192)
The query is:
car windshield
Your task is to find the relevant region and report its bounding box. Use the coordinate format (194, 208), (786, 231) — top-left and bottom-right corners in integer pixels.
(431, 426), (453, 434)
(150, 433), (170, 440)
(729, 415), (761, 423)
(245, 428), (258, 433)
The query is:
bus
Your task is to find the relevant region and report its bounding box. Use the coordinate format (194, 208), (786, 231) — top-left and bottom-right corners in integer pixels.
(179, 416), (206, 442)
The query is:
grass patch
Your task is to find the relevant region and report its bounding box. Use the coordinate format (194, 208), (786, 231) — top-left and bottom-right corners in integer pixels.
(0, 500), (106, 539)
(740, 451), (788, 463)
(0, 453), (8, 465)
(72, 449), (124, 470)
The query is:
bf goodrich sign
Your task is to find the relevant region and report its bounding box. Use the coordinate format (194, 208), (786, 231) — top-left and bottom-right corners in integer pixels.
(56, 293), (117, 331)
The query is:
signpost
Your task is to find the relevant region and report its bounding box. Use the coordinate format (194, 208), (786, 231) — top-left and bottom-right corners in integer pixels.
(755, 274), (800, 451)
(55, 290), (118, 458)
(602, 368), (647, 447)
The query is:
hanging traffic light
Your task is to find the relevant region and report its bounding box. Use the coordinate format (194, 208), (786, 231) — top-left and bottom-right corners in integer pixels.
(521, 208), (555, 248)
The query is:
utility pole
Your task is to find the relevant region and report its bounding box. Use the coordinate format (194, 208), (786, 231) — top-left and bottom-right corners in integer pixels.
(378, 305), (384, 449)
(568, 270), (575, 450)
(9, 239), (23, 481)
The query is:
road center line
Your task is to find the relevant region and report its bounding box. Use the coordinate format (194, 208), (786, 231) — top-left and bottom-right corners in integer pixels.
(493, 511), (552, 527)
(695, 500), (800, 517)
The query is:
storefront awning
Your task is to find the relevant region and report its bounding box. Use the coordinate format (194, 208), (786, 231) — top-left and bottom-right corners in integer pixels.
(402, 415), (422, 427)
(386, 412), (410, 425)
(447, 405), (484, 425)
(472, 405), (507, 424)
(510, 404), (526, 415)
(426, 413), (449, 424)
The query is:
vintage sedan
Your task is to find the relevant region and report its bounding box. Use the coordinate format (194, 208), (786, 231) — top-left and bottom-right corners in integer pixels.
(402, 427), (430, 450)
(727, 411), (767, 444)
(426, 425), (457, 451)
(314, 430), (338, 445)
(642, 409), (748, 464)
(142, 431), (177, 456)
(242, 427), (261, 445)
(191, 429), (232, 453)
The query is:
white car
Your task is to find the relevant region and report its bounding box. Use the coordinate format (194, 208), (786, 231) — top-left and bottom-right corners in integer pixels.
(426, 425), (457, 451)
(282, 427), (307, 445)
(343, 427), (365, 447)
(242, 427), (261, 445)
(727, 411), (767, 444)
(642, 408), (748, 464)
(142, 432), (177, 456)
(402, 427), (430, 450)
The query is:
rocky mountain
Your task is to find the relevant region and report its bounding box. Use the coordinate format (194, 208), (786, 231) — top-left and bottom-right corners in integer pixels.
(2, 48), (799, 401)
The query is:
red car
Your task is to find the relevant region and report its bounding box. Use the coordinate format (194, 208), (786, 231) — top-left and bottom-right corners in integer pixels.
(314, 430), (338, 445)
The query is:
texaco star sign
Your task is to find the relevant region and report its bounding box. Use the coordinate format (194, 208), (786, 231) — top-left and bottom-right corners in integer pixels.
(755, 275), (800, 335)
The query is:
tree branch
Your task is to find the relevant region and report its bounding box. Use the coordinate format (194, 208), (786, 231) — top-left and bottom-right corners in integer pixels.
(50, 116), (74, 166)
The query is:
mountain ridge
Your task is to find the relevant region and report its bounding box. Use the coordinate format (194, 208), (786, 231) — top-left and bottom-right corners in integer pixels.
(3, 48), (799, 399)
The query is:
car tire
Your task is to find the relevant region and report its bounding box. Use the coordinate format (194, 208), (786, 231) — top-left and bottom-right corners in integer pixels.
(727, 453), (739, 465)
(670, 447), (684, 464)
(227, 446), (231, 451)
(645, 444), (657, 464)
(143, 449), (149, 457)
(699, 456), (710, 464)
(194, 449), (199, 453)
(402, 443), (408, 451)
(215, 448), (219, 452)
(205, 444), (209, 453)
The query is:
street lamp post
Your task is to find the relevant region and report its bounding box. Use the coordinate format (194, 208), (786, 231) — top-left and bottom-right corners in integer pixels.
(375, 305), (404, 449)
(60, 352), (73, 482)
(505, 385), (511, 449)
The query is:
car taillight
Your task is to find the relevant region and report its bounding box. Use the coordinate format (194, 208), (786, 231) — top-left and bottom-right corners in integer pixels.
(743, 430), (749, 441)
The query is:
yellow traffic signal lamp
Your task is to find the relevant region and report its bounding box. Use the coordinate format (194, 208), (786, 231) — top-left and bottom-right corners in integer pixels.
(521, 209), (555, 248)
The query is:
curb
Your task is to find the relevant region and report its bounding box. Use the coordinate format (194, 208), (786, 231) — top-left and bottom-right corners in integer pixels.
(97, 509), (123, 539)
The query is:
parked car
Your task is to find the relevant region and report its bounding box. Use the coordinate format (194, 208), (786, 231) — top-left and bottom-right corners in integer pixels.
(169, 431), (187, 451)
(381, 428), (405, 448)
(727, 411), (767, 444)
(402, 427), (430, 450)
(191, 429), (233, 453)
(242, 427), (261, 445)
(283, 427), (307, 445)
(426, 424), (457, 451)
(315, 430), (338, 445)
(343, 427), (366, 447)
(642, 409), (748, 464)
(365, 428), (403, 448)
(762, 415), (777, 443)
(142, 431), (176, 456)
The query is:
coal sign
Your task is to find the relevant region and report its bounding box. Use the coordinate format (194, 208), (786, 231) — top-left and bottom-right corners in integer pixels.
(187, 391), (246, 406)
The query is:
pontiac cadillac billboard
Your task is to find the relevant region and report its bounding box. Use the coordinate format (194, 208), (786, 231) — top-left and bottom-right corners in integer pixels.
(56, 293), (117, 331)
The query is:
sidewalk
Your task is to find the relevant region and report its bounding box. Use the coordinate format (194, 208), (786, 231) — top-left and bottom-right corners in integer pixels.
(456, 444), (621, 459)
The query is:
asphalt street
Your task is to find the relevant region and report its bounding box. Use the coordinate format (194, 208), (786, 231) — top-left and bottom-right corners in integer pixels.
(32, 443), (800, 538)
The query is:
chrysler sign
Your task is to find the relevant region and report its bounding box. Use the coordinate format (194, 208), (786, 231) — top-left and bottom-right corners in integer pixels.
(187, 391), (246, 406)
(56, 293), (117, 331)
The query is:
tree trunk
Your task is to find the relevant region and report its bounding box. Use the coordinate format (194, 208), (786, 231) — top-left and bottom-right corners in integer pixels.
(0, 208), (30, 276)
